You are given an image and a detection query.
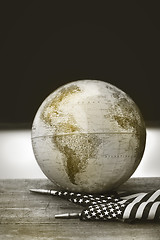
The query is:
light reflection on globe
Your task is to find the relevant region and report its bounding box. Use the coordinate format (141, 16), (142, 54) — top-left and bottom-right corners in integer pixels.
(31, 80), (146, 193)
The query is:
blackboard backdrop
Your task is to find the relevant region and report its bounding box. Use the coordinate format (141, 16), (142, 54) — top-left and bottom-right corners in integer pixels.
(0, 1), (160, 126)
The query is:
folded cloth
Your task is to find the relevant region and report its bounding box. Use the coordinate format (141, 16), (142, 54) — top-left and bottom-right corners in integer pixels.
(30, 188), (160, 221)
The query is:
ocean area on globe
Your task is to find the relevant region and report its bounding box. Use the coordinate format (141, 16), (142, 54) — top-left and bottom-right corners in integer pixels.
(31, 80), (146, 194)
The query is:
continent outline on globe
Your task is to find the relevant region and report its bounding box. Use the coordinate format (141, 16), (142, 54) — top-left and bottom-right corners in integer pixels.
(31, 80), (146, 193)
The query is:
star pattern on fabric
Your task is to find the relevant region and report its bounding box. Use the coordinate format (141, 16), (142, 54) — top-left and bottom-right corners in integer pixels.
(31, 188), (160, 221)
(53, 190), (120, 207)
(81, 202), (126, 220)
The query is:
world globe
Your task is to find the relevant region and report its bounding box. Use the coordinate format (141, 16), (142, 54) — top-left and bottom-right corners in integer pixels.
(31, 80), (146, 193)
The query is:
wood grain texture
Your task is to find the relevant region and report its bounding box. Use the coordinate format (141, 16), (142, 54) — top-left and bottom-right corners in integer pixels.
(0, 178), (159, 239)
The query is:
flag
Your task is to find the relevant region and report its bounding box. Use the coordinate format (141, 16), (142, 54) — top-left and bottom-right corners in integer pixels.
(30, 188), (160, 221)
(81, 189), (160, 221)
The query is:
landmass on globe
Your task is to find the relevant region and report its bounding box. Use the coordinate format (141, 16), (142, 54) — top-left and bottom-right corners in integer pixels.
(31, 80), (146, 193)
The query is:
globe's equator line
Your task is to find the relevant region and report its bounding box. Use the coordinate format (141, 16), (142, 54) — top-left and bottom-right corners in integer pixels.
(32, 131), (136, 139)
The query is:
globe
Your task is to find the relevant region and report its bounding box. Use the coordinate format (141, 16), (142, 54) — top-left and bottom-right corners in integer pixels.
(31, 80), (146, 193)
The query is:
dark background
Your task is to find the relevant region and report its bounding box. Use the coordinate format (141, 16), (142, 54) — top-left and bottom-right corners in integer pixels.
(0, 1), (160, 127)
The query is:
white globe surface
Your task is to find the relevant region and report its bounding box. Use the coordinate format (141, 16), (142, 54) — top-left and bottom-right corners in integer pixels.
(31, 80), (146, 193)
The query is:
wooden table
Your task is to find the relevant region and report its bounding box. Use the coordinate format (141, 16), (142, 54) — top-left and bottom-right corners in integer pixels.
(0, 178), (159, 240)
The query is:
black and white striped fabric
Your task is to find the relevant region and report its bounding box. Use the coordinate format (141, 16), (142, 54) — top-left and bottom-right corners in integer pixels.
(81, 190), (160, 221)
(49, 189), (160, 221)
(120, 189), (160, 220)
